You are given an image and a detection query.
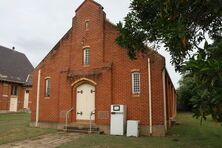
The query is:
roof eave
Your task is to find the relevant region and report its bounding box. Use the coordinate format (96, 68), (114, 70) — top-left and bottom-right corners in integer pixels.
(0, 78), (25, 85)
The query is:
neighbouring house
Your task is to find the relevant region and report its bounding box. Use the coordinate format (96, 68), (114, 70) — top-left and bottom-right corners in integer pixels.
(0, 45), (34, 112)
(30, 0), (176, 136)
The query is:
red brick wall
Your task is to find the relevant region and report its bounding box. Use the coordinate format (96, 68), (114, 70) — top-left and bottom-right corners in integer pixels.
(0, 82), (8, 110)
(0, 82), (26, 111)
(17, 85), (25, 110)
(30, 0), (176, 128)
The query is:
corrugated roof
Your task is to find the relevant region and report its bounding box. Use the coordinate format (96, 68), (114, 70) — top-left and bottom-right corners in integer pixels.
(0, 45), (34, 84)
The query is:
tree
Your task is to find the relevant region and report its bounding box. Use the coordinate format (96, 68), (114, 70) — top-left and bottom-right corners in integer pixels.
(116, 0), (222, 70)
(182, 38), (222, 122)
(116, 0), (222, 122)
(177, 38), (222, 122)
(177, 76), (194, 112)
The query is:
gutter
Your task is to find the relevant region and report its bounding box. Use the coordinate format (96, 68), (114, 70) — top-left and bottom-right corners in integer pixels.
(148, 58), (152, 135)
(162, 69), (167, 131)
(0, 79), (25, 84)
(35, 70), (41, 127)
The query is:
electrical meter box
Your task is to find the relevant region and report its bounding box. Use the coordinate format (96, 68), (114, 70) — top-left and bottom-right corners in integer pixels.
(110, 105), (127, 135)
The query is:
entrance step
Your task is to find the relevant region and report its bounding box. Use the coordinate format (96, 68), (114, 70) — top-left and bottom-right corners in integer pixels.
(64, 125), (101, 134)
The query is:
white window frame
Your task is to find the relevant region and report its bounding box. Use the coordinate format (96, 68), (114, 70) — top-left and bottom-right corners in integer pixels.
(45, 78), (50, 97)
(83, 48), (90, 65)
(132, 72), (141, 94)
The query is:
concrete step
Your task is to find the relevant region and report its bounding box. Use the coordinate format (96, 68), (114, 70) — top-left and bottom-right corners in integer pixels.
(65, 126), (99, 131)
(64, 126), (100, 134)
(66, 129), (100, 134)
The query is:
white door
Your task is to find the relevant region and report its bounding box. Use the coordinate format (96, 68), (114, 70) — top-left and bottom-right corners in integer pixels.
(24, 90), (29, 109)
(76, 84), (95, 121)
(10, 97), (18, 112)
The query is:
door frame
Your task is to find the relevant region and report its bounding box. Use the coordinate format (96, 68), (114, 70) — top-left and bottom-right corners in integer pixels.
(71, 78), (97, 123)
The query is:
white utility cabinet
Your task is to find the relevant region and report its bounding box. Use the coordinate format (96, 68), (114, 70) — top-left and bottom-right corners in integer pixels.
(127, 120), (139, 137)
(110, 105), (127, 135)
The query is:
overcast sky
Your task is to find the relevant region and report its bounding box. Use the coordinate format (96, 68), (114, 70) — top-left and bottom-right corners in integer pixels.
(0, 0), (181, 88)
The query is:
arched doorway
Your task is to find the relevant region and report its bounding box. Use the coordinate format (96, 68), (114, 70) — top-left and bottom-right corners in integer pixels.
(76, 83), (95, 121)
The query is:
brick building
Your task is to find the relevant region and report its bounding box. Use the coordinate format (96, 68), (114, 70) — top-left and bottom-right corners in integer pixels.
(0, 45), (33, 112)
(30, 0), (176, 136)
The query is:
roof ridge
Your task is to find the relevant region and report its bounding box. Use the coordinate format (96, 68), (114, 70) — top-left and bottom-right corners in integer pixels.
(0, 45), (26, 55)
(75, 0), (103, 12)
(0, 45), (34, 84)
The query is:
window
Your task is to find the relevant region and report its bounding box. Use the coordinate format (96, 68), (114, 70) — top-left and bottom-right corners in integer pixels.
(83, 48), (90, 65)
(11, 85), (17, 96)
(3, 83), (8, 96)
(132, 72), (140, 94)
(85, 21), (89, 30)
(45, 78), (50, 97)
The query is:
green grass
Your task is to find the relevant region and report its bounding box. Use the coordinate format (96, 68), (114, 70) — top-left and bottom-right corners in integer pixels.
(58, 113), (222, 148)
(0, 112), (56, 145)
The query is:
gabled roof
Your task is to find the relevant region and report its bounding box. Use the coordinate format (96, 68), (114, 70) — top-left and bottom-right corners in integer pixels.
(0, 45), (34, 84)
(75, 0), (103, 12)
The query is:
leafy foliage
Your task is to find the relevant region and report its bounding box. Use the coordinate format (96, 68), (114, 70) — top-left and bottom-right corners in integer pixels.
(177, 76), (194, 112)
(182, 38), (222, 122)
(116, 0), (222, 70)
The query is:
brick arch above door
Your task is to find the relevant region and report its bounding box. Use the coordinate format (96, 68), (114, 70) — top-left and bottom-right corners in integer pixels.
(71, 77), (97, 88)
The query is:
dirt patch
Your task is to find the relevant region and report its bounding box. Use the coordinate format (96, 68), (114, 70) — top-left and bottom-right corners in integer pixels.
(0, 132), (83, 148)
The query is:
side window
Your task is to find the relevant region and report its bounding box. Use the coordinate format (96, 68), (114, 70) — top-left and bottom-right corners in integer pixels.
(85, 21), (89, 31)
(11, 85), (18, 96)
(45, 78), (50, 97)
(132, 72), (141, 94)
(83, 48), (90, 65)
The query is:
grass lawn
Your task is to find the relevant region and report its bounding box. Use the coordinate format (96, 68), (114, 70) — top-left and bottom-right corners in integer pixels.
(59, 113), (222, 148)
(0, 112), (56, 145)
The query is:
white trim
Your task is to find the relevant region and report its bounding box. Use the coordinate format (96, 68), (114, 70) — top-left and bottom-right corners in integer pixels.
(35, 70), (41, 127)
(44, 76), (51, 80)
(148, 58), (152, 135)
(71, 77), (97, 87)
(82, 45), (90, 49)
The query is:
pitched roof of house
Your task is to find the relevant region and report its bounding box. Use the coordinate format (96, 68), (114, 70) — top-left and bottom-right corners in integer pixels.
(0, 45), (34, 84)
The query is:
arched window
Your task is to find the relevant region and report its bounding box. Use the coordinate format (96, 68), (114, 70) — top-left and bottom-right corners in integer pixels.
(132, 72), (140, 94)
(83, 48), (90, 65)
